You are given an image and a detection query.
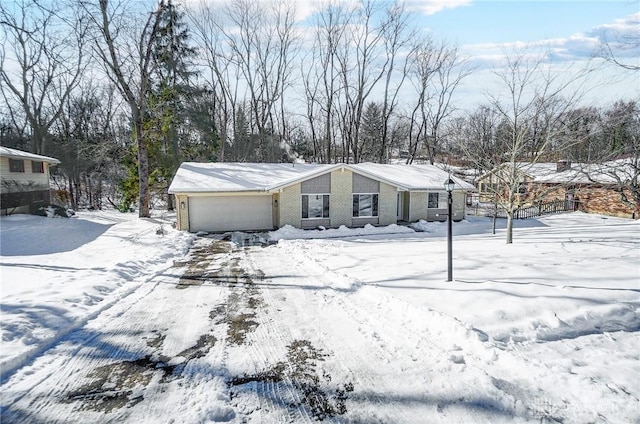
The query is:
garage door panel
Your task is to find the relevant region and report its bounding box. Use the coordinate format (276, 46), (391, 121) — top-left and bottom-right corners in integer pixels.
(189, 196), (273, 232)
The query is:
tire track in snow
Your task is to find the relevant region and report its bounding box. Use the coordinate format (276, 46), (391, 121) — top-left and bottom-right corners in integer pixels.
(264, 257), (415, 422)
(269, 239), (639, 423)
(227, 248), (315, 423)
(0, 258), (175, 386)
(256, 240), (567, 422)
(1, 276), (173, 423)
(246, 244), (457, 422)
(1, 238), (232, 424)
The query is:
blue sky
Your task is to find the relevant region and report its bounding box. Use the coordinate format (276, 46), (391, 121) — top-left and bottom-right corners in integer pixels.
(190, 0), (638, 108)
(287, 0), (639, 107)
(399, 0), (640, 108)
(418, 0), (638, 45)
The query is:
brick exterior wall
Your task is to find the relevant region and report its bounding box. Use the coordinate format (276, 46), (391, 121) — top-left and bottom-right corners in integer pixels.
(278, 183), (301, 227)
(176, 171), (474, 231)
(272, 193), (280, 228)
(573, 186), (635, 218)
(330, 169), (353, 227)
(175, 195), (189, 231)
(278, 170), (401, 228)
(379, 182), (398, 225)
(528, 183), (635, 219)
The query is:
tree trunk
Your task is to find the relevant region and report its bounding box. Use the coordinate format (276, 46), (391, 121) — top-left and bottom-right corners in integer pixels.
(506, 211), (514, 244)
(136, 120), (150, 218)
(167, 186), (174, 211)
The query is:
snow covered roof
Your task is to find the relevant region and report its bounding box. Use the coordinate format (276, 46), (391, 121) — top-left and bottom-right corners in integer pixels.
(169, 162), (475, 194)
(504, 161), (632, 185)
(168, 162), (330, 193)
(351, 163), (476, 191)
(0, 146), (60, 165)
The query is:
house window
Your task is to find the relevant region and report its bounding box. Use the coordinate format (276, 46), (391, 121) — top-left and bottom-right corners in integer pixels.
(302, 194), (330, 219)
(428, 192), (447, 209)
(517, 182), (527, 194)
(353, 194), (378, 217)
(31, 161), (44, 173)
(9, 159), (24, 173)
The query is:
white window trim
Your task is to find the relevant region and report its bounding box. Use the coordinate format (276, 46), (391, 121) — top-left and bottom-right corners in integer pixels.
(353, 193), (379, 218)
(301, 193), (330, 219)
(9, 158), (25, 173)
(428, 191), (448, 209)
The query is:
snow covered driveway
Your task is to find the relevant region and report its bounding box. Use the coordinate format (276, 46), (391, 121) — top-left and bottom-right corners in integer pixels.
(1, 212), (639, 423)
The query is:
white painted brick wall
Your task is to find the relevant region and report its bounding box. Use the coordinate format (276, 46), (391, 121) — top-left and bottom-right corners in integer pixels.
(176, 195), (189, 231)
(379, 182), (397, 225)
(278, 184), (301, 227)
(330, 169), (352, 227)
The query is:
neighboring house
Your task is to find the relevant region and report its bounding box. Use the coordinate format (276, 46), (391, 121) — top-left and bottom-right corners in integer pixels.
(0, 146), (60, 215)
(477, 160), (636, 218)
(168, 162), (474, 232)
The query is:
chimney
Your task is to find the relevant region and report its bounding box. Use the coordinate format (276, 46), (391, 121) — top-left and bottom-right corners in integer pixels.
(557, 160), (571, 173)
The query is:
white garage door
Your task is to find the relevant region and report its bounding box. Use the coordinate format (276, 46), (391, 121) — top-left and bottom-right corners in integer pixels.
(188, 195), (273, 232)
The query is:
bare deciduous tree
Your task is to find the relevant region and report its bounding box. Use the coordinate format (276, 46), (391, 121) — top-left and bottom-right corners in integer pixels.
(215, 0), (299, 162)
(584, 100), (640, 218)
(336, 0), (388, 163)
(405, 38), (470, 165)
(302, 1), (352, 163)
(83, 0), (166, 217)
(0, 0), (87, 155)
(596, 19), (640, 71)
(52, 81), (124, 210)
(377, 1), (414, 163)
(483, 50), (589, 243)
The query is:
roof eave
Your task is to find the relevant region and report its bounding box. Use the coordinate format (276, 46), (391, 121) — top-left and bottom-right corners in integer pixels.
(2, 153), (61, 165)
(346, 164), (408, 191)
(167, 188), (269, 195)
(268, 163), (344, 191)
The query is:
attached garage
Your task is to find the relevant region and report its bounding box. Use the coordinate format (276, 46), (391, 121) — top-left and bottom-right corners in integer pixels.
(169, 162), (329, 233)
(169, 162), (474, 232)
(188, 195), (273, 232)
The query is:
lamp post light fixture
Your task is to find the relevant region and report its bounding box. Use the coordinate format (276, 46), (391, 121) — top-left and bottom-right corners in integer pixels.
(444, 177), (455, 282)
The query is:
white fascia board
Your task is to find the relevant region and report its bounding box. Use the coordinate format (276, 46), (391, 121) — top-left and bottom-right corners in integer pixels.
(167, 189), (270, 196)
(267, 163), (343, 191)
(345, 164), (409, 191)
(0, 147), (61, 165)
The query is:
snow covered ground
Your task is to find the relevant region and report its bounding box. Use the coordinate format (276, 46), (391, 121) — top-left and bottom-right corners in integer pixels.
(1, 211), (638, 423)
(0, 211), (194, 378)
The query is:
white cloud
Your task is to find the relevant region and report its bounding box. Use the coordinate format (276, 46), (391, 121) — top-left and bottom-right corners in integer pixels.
(589, 12), (640, 36)
(461, 12), (640, 69)
(406, 0), (472, 16)
(183, 0), (361, 23)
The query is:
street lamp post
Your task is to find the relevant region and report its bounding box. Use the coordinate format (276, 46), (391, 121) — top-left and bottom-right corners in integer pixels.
(444, 177), (455, 282)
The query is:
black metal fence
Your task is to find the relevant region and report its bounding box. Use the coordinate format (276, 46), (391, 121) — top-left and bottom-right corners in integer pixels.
(471, 199), (574, 220)
(512, 199), (574, 219)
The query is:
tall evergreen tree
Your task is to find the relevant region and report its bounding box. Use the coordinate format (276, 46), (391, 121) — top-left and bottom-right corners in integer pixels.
(147, 0), (200, 209)
(360, 102), (384, 162)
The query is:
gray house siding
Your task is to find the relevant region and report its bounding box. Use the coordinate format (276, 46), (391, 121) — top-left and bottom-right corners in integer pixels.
(301, 174), (331, 193)
(353, 174), (379, 193)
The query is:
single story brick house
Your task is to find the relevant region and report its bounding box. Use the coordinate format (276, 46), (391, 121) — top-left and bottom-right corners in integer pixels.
(168, 162), (475, 232)
(1, 146), (60, 215)
(477, 160), (637, 218)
